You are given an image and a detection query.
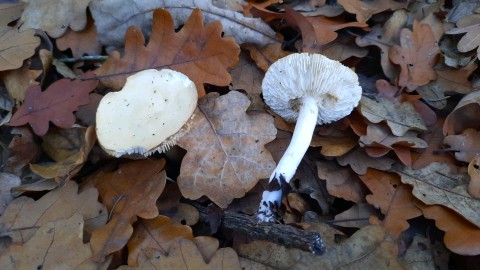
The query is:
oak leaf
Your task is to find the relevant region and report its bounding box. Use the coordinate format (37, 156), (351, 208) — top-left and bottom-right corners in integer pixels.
(5, 127), (41, 175)
(0, 180), (107, 244)
(443, 90), (480, 135)
(177, 91), (276, 208)
(394, 162), (480, 228)
(334, 203), (376, 228)
(56, 14), (101, 58)
(1, 60), (42, 102)
(0, 27), (40, 71)
(94, 9), (240, 97)
(88, 159), (166, 261)
(157, 183), (200, 226)
(443, 128), (480, 163)
(446, 11), (480, 59)
(358, 170), (422, 238)
(468, 158), (480, 198)
(0, 214), (109, 270)
(0, 173), (20, 216)
(399, 234), (443, 270)
(389, 21), (439, 91)
(120, 239), (241, 270)
(19, 0), (91, 38)
(244, 43), (291, 72)
(337, 147), (395, 175)
(8, 77), (98, 136)
(0, 2), (24, 25)
(337, 0), (407, 23)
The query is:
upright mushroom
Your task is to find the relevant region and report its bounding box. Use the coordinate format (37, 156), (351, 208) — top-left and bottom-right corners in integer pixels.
(258, 53), (362, 222)
(96, 69), (198, 157)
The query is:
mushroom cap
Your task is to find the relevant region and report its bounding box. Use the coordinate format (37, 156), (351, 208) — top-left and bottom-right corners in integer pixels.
(96, 69), (198, 157)
(262, 53), (362, 124)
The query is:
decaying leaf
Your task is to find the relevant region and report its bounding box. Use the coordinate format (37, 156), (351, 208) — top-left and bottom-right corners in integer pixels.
(0, 214), (108, 270)
(56, 14), (101, 58)
(239, 225), (403, 269)
(88, 159), (166, 261)
(394, 162), (480, 228)
(446, 11), (480, 59)
(359, 170), (422, 238)
(157, 183), (200, 226)
(127, 216), (194, 266)
(0, 180), (107, 244)
(0, 173), (20, 216)
(399, 234), (442, 270)
(443, 128), (480, 163)
(337, 0), (407, 23)
(119, 238), (241, 270)
(177, 91), (276, 208)
(94, 9), (240, 96)
(0, 27), (39, 71)
(19, 0), (92, 38)
(389, 21), (439, 91)
(4, 127), (41, 176)
(334, 203), (376, 228)
(337, 147), (395, 175)
(0, 2), (25, 25)
(90, 0), (276, 47)
(244, 43), (291, 72)
(8, 77), (98, 136)
(468, 157), (480, 198)
(1, 60), (42, 103)
(443, 90), (480, 135)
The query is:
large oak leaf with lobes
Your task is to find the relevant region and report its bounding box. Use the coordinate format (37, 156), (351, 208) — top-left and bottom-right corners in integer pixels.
(8, 78), (98, 136)
(177, 91), (276, 208)
(94, 8), (240, 97)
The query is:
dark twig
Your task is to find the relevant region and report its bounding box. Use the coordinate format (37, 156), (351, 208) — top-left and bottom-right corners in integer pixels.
(58, 55), (108, 63)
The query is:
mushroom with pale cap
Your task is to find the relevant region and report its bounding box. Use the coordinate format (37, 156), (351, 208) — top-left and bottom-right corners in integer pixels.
(258, 53), (362, 222)
(96, 69), (198, 157)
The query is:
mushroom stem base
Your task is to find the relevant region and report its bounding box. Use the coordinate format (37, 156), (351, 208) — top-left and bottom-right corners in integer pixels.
(257, 96), (319, 222)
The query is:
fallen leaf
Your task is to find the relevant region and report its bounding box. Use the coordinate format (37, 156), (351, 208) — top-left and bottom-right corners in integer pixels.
(446, 11), (480, 59)
(0, 180), (107, 244)
(29, 126), (96, 184)
(127, 216), (194, 266)
(230, 51), (265, 110)
(334, 203), (376, 228)
(157, 183), (200, 226)
(238, 225), (403, 269)
(119, 238), (241, 270)
(0, 2), (25, 25)
(244, 43), (291, 72)
(337, 147), (395, 175)
(0, 26), (39, 71)
(0, 214), (109, 270)
(394, 162), (480, 228)
(359, 170), (422, 238)
(399, 234), (441, 270)
(177, 91), (276, 208)
(443, 90), (480, 135)
(88, 159), (166, 261)
(313, 135), (358, 157)
(468, 158), (480, 198)
(305, 14), (368, 47)
(416, 202), (480, 256)
(94, 9), (240, 96)
(360, 96), (427, 136)
(4, 127), (41, 176)
(19, 0), (91, 38)
(443, 128), (480, 163)
(389, 21), (440, 91)
(316, 160), (367, 203)
(337, 0), (407, 23)
(0, 173), (20, 216)
(56, 14), (101, 58)
(1, 60), (41, 103)
(8, 77), (98, 135)
(90, 0), (276, 47)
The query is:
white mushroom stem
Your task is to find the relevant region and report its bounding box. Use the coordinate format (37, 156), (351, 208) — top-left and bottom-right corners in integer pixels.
(258, 96), (318, 222)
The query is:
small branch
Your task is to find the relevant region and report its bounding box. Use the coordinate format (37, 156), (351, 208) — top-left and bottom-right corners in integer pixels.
(58, 55), (108, 63)
(189, 201), (326, 255)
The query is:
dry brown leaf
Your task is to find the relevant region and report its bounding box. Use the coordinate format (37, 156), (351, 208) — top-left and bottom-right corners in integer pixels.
(1, 60), (41, 103)
(0, 173), (20, 216)
(19, 0), (91, 38)
(356, 10), (407, 80)
(87, 159), (166, 261)
(446, 12), (480, 59)
(443, 128), (480, 163)
(443, 90), (480, 135)
(239, 225), (403, 269)
(399, 234), (441, 270)
(157, 183), (200, 226)
(94, 9), (240, 97)
(360, 96), (427, 136)
(127, 216), (194, 266)
(334, 203), (376, 228)
(389, 21), (440, 91)
(56, 14), (101, 58)
(337, 147), (395, 175)
(4, 127), (41, 176)
(0, 180), (107, 244)
(359, 170), (422, 238)
(0, 2), (25, 25)
(337, 0), (407, 23)
(176, 91), (276, 208)
(416, 202), (480, 256)
(316, 160), (367, 203)
(119, 238), (241, 270)
(29, 126), (96, 184)
(468, 158), (480, 198)
(244, 43), (291, 72)
(394, 162), (480, 228)
(313, 135), (358, 157)
(0, 27), (39, 71)
(0, 214), (108, 270)
(230, 51), (265, 111)
(305, 15), (367, 47)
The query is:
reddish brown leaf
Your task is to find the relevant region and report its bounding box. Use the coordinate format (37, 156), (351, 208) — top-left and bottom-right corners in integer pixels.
(5, 127), (40, 175)
(244, 43), (290, 72)
(56, 14), (101, 58)
(9, 78), (98, 136)
(389, 21), (439, 91)
(468, 158), (480, 198)
(444, 128), (480, 163)
(337, 0), (407, 23)
(94, 9), (240, 97)
(444, 90), (480, 135)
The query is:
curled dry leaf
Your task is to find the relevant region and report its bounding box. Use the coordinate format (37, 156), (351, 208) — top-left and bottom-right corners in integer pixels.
(389, 21), (440, 91)
(88, 159), (167, 261)
(177, 91), (276, 208)
(119, 238), (241, 270)
(94, 9), (240, 96)
(394, 162), (480, 228)
(468, 157), (480, 198)
(444, 90), (480, 135)
(358, 170), (422, 239)
(0, 214), (109, 270)
(8, 77), (99, 136)
(0, 27), (40, 71)
(0, 180), (107, 244)
(443, 128), (480, 163)
(19, 0), (91, 38)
